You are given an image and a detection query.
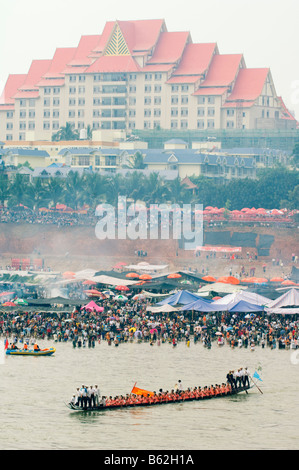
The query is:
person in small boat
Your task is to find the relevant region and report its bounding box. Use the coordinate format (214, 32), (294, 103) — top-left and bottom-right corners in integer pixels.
(23, 342), (28, 351)
(33, 343), (40, 352)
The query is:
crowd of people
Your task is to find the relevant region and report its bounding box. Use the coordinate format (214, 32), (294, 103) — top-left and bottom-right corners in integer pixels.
(1, 298), (298, 351)
(69, 368), (251, 409)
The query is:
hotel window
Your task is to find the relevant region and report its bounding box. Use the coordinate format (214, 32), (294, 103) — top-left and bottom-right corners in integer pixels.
(93, 74), (101, 82)
(93, 98), (101, 106)
(29, 99), (35, 107)
(197, 96), (205, 104)
(129, 109), (136, 117)
(144, 121), (151, 128)
(93, 122), (100, 129)
(154, 108), (161, 117)
(20, 110), (26, 118)
(69, 87), (76, 94)
(208, 96), (215, 104)
(145, 74), (152, 81)
(93, 110), (100, 117)
(153, 121), (160, 128)
(227, 109), (234, 116)
(79, 75), (86, 82)
(6, 134), (13, 141)
(44, 98), (50, 106)
(6, 111), (13, 118)
(29, 110), (35, 118)
(171, 108), (178, 116)
(44, 110), (50, 118)
(52, 122), (59, 130)
(19, 122), (26, 129)
(207, 107), (215, 116)
(44, 88), (51, 94)
(78, 122), (85, 129)
(207, 120), (215, 128)
(78, 86), (85, 94)
(6, 123), (13, 130)
(69, 110), (75, 118)
(154, 96), (161, 105)
(155, 73), (162, 81)
(29, 122), (35, 130)
(197, 107), (205, 116)
(53, 110), (59, 118)
(128, 121), (136, 129)
(129, 74), (137, 81)
(181, 108), (188, 116)
(69, 75), (77, 82)
(181, 120), (188, 129)
(69, 98), (76, 106)
(226, 121), (234, 128)
(171, 85), (179, 92)
(78, 110), (85, 117)
(53, 98), (60, 106)
(93, 86), (101, 94)
(20, 100), (26, 107)
(181, 95), (188, 104)
(171, 96), (178, 105)
(144, 85), (151, 93)
(181, 85), (189, 92)
(144, 97), (151, 105)
(19, 133), (25, 140)
(171, 120), (178, 129)
(53, 87), (60, 94)
(197, 120), (205, 129)
(129, 85), (136, 93)
(78, 98), (85, 106)
(129, 97), (136, 106)
(154, 85), (161, 93)
(144, 109), (151, 117)
(43, 122), (50, 130)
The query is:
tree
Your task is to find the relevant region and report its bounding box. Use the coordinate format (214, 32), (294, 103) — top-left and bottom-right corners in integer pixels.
(0, 174), (10, 206)
(46, 178), (66, 209)
(122, 151), (146, 169)
(52, 122), (79, 141)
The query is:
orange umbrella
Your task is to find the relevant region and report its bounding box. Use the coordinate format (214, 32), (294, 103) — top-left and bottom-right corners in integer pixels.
(115, 285), (130, 291)
(241, 277), (257, 283)
(139, 274), (152, 280)
(202, 275), (216, 282)
(281, 280), (296, 286)
(83, 280), (97, 285)
(167, 273), (182, 279)
(63, 271), (76, 279)
(217, 276), (240, 285)
(126, 273), (140, 278)
(254, 278), (268, 283)
(270, 277), (284, 282)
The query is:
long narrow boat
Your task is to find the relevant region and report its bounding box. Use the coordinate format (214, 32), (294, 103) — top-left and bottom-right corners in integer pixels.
(6, 347), (56, 356)
(66, 384), (252, 412)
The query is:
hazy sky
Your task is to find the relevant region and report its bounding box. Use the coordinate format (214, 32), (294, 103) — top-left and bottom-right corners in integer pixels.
(1, 0), (298, 118)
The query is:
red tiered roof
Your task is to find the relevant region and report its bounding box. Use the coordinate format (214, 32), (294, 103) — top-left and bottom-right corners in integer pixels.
(86, 54), (140, 73)
(200, 54), (244, 87)
(172, 43), (217, 77)
(225, 68), (269, 102)
(0, 74), (27, 105)
(147, 31), (190, 65)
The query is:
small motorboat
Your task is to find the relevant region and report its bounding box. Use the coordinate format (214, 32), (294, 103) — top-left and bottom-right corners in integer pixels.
(6, 347), (56, 356)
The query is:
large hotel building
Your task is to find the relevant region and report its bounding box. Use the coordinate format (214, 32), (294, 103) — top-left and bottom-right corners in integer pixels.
(0, 19), (296, 142)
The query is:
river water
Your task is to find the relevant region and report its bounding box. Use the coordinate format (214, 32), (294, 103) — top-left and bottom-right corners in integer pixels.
(1, 339), (299, 450)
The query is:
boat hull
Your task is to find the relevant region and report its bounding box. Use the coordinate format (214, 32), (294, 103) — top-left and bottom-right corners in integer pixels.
(66, 385), (252, 412)
(6, 347), (56, 356)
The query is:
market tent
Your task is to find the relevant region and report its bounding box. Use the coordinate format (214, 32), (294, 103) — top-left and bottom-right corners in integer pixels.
(181, 298), (221, 312)
(197, 282), (247, 296)
(266, 288), (299, 309)
(213, 290), (271, 309)
(81, 301), (104, 312)
(228, 301), (265, 312)
(156, 290), (205, 306)
(146, 304), (181, 313)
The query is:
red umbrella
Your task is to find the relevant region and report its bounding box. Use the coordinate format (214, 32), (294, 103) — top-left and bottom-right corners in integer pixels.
(83, 280), (97, 285)
(270, 277), (284, 282)
(115, 285), (130, 291)
(217, 276), (240, 285)
(167, 273), (182, 279)
(202, 275), (216, 282)
(281, 280), (296, 286)
(126, 273), (140, 278)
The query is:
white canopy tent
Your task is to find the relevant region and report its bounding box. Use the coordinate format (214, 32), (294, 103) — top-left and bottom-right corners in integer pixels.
(213, 290), (271, 309)
(265, 288), (299, 314)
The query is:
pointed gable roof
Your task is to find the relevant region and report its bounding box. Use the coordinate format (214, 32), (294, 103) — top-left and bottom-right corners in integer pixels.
(172, 42), (217, 77)
(68, 35), (101, 66)
(148, 31), (190, 65)
(199, 53), (244, 87)
(86, 54), (140, 73)
(42, 47), (77, 78)
(226, 68), (269, 102)
(0, 74), (27, 105)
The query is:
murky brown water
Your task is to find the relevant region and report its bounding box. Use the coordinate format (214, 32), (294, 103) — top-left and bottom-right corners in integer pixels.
(1, 340), (299, 450)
